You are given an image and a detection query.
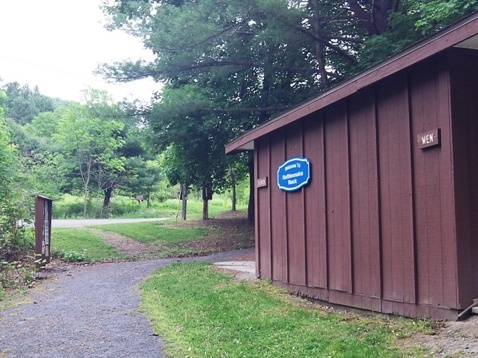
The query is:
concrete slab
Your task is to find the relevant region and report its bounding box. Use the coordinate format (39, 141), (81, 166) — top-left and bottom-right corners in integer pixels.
(214, 261), (257, 281)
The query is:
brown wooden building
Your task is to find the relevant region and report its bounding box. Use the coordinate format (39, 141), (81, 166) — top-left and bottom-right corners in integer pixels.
(226, 13), (478, 320)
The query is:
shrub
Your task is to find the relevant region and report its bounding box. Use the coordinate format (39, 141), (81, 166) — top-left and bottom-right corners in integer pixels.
(52, 249), (88, 262)
(53, 194), (91, 219)
(0, 260), (36, 292)
(0, 114), (34, 262)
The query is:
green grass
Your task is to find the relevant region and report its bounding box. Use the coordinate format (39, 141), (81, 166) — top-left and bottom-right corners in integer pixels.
(91, 221), (206, 244)
(52, 228), (125, 262)
(53, 193), (248, 220)
(141, 263), (431, 358)
(49, 214), (249, 262)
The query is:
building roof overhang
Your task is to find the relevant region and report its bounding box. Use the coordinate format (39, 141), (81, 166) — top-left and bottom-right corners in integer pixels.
(225, 12), (478, 154)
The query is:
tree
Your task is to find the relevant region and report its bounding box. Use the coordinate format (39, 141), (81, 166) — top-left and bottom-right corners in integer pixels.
(124, 157), (164, 207)
(0, 93), (15, 201)
(0, 91), (32, 262)
(54, 102), (126, 218)
(100, 0), (477, 220)
(1, 81), (58, 125)
(356, 0), (478, 70)
(101, 0), (322, 219)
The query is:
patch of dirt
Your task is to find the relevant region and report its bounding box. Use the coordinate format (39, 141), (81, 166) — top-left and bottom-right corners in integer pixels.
(165, 210), (255, 256)
(88, 228), (155, 257)
(395, 315), (478, 357)
(86, 210), (255, 259)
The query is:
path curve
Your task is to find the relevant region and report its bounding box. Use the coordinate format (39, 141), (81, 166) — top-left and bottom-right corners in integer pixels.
(0, 248), (254, 358)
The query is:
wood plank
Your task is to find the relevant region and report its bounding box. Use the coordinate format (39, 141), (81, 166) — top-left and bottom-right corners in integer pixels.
(256, 138), (272, 279)
(377, 74), (416, 303)
(325, 104), (352, 292)
(409, 59), (454, 307)
(303, 114), (328, 288)
(285, 121), (306, 285)
(270, 129), (288, 282)
(349, 90), (381, 297)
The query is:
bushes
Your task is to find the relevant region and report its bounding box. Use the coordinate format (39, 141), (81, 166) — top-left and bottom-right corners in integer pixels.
(0, 113), (34, 262)
(53, 194), (149, 218)
(53, 194), (90, 218)
(1, 98), (36, 297)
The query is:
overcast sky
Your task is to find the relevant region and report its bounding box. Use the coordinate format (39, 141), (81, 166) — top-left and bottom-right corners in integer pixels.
(0, 0), (156, 102)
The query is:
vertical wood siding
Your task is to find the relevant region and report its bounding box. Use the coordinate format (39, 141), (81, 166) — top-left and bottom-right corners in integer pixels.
(255, 49), (478, 318)
(303, 115), (328, 288)
(449, 49), (478, 307)
(325, 104), (352, 294)
(285, 121), (307, 285)
(269, 129), (288, 282)
(377, 75), (416, 307)
(409, 57), (457, 309)
(256, 138), (271, 279)
(348, 90), (381, 300)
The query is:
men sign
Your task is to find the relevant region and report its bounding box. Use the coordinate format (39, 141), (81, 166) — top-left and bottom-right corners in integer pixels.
(277, 157), (311, 192)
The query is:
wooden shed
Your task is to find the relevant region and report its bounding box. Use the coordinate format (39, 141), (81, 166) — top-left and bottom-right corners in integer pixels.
(226, 13), (478, 320)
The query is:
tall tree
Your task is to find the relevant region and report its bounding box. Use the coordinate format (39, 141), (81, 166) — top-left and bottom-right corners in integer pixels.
(53, 102), (126, 218)
(99, 0), (477, 219)
(101, 0), (323, 219)
(1, 81), (57, 125)
(0, 91), (32, 261)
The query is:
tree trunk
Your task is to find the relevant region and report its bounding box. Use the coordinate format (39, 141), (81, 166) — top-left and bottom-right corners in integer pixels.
(102, 187), (113, 218)
(83, 183), (89, 219)
(202, 181), (211, 220)
(231, 175), (237, 211)
(202, 198), (209, 220)
(310, 0), (330, 90)
(81, 159), (92, 219)
(348, 0), (399, 35)
(372, 0), (400, 34)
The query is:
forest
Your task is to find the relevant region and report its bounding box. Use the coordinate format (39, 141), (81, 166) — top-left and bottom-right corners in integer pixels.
(1, 0), (477, 262)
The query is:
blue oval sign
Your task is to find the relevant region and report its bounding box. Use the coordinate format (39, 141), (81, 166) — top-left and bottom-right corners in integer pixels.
(277, 157), (311, 192)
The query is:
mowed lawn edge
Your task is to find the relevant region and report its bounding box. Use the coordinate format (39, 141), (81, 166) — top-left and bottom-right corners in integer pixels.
(140, 262), (434, 358)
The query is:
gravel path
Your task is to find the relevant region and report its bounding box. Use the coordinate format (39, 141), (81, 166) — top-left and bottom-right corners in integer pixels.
(0, 248), (255, 358)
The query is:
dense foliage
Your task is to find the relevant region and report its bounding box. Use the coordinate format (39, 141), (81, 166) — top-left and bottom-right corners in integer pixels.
(0, 92), (33, 264)
(98, 0), (478, 217)
(0, 85), (168, 224)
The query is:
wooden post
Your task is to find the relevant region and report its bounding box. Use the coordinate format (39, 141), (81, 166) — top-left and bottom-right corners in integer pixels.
(202, 181), (212, 220)
(35, 195), (53, 267)
(231, 172), (237, 211)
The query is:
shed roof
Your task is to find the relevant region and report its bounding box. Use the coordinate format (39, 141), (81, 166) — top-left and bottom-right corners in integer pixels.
(226, 12), (478, 154)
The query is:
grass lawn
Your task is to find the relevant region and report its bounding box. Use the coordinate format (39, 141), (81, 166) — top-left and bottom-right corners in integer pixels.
(140, 263), (432, 358)
(52, 228), (125, 262)
(50, 211), (254, 262)
(92, 221), (206, 244)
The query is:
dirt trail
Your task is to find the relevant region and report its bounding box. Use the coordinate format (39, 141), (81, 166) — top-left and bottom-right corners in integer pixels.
(88, 228), (154, 257)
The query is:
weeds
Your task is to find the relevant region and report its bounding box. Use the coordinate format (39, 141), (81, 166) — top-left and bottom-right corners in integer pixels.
(0, 260), (36, 294)
(52, 249), (88, 262)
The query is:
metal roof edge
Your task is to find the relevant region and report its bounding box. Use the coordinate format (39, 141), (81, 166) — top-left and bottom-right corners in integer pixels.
(225, 11), (478, 154)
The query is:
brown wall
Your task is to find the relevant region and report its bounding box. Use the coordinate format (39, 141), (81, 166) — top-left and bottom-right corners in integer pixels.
(450, 48), (478, 307)
(255, 50), (478, 319)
